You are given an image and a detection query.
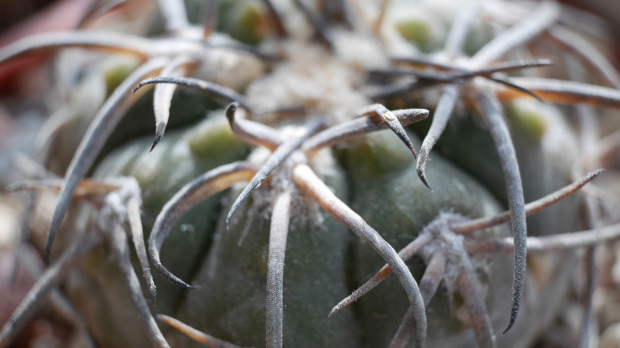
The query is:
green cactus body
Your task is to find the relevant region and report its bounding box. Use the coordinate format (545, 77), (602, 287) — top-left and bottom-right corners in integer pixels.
(67, 111), (579, 347)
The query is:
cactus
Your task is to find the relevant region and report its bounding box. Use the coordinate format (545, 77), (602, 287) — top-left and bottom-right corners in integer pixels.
(1, 0), (620, 347)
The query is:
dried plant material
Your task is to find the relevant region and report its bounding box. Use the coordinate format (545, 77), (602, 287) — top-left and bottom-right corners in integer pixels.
(373, 0), (391, 33)
(157, 315), (247, 348)
(3, 179), (119, 196)
(11, 244), (96, 346)
(9, 153), (56, 285)
(35, 107), (86, 156)
(497, 77), (620, 108)
(0, 232), (102, 348)
(77, 0), (126, 27)
(12, 153), (57, 180)
(371, 60), (552, 101)
(373, 59), (553, 80)
(453, 169), (602, 234)
(390, 56), (454, 71)
(202, 0), (219, 38)
(332, 0), (357, 29)
(582, 130), (620, 169)
(0, 31), (155, 63)
(487, 76), (543, 102)
(260, 0), (287, 38)
(465, 222), (620, 254)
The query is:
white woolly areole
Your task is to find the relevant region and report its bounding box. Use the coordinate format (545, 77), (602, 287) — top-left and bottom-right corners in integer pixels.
(418, 212), (489, 304)
(246, 26), (400, 126)
(420, 213), (467, 277)
(246, 41), (368, 125)
(96, 177), (142, 233)
(332, 29), (390, 71)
